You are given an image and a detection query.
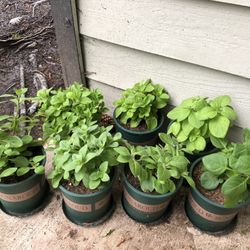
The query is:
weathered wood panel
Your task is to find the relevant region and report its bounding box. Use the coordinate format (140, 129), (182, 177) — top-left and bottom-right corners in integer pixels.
(78, 0), (250, 79)
(83, 37), (250, 128)
(211, 0), (250, 7)
(51, 0), (85, 86)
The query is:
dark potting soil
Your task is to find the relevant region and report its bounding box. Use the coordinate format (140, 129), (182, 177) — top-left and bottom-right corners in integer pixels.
(0, 146), (44, 184)
(193, 163), (224, 205)
(62, 181), (99, 195)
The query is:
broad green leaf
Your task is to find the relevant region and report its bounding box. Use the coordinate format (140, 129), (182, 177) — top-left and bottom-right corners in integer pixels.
(210, 136), (227, 149)
(89, 179), (101, 189)
(167, 107), (190, 122)
(221, 107), (237, 121)
(211, 95), (231, 108)
(34, 166), (45, 174)
(10, 156), (30, 168)
(146, 116), (157, 130)
(194, 136), (206, 151)
(200, 172), (221, 190)
(22, 135), (33, 144)
(235, 156), (250, 175)
(196, 106), (217, 120)
(168, 122), (180, 136)
(209, 115), (230, 138)
(0, 167), (17, 177)
(33, 155), (45, 163)
(101, 173), (110, 182)
(202, 153), (227, 176)
(114, 147), (130, 157)
(2, 136), (23, 148)
(188, 112), (204, 129)
(141, 176), (155, 192)
(16, 167), (30, 176)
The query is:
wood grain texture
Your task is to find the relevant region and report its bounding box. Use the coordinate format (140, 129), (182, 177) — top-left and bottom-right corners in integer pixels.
(51, 0), (85, 86)
(211, 0), (250, 7)
(83, 37), (250, 128)
(78, 0), (250, 79)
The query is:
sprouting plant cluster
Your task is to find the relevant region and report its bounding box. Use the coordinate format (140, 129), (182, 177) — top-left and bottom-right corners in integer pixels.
(37, 83), (107, 144)
(115, 134), (194, 194)
(167, 96), (237, 153)
(48, 122), (122, 189)
(0, 89), (44, 180)
(201, 129), (250, 207)
(114, 79), (169, 130)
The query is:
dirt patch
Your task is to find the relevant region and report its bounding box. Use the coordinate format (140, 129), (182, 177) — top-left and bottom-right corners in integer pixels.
(193, 162), (224, 205)
(62, 181), (99, 194)
(0, 0), (64, 128)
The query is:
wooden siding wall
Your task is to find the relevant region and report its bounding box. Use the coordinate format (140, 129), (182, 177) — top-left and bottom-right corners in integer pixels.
(78, 0), (250, 131)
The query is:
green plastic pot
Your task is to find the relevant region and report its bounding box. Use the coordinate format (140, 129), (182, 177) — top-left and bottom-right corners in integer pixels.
(113, 109), (165, 145)
(185, 158), (250, 233)
(122, 166), (183, 223)
(0, 147), (47, 215)
(60, 170), (116, 225)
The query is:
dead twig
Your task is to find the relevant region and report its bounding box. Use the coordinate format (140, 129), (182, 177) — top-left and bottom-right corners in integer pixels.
(19, 64), (26, 136)
(3, 82), (17, 94)
(32, 0), (48, 17)
(116, 236), (133, 247)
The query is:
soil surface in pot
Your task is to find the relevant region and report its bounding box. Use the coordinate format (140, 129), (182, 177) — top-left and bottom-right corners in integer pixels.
(120, 120), (148, 132)
(0, 146), (44, 184)
(62, 181), (99, 195)
(193, 163), (224, 205)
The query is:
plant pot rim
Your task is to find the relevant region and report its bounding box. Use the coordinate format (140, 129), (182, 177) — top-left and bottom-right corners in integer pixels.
(0, 146), (46, 188)
(122, 165), (183, 198)
(59, 168), (117, 198)
(190, 157), (250, 209)
(113, 109), (164, 135)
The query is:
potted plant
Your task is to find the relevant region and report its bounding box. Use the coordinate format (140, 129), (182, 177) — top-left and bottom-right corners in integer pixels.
(0, 89), (47, 215)
(115, 133), (194, 223)
(113, 79), (170, 145)
(167, 95), (237, 162)
(48, 122), (122, 225)
(185, 129), (250, 233)
(37, 82), (108, 144)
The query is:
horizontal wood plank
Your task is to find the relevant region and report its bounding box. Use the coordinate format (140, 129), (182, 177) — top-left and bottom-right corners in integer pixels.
(211, 0), (250, 7)
(83, 37), (250, 128)
(78, 0), (250, 79)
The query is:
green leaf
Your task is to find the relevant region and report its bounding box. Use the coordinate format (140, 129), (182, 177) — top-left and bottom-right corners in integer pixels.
(200, 172), (221, 190)
(167, 107), (190, 122)
(101, 173), (110, 182)
(209, 115), (230, 138)
(34, 166), (45, 174)
(89, 179), (101, 189)
(114, 147), (130, 157)
(222, 176), (247, 207)
(210, 136), (227, 149)
(168, 122), (180, 136)
(194, 136), (206, 151)
(221, 107), (237, 121)
(10, 156), (30, 168)
(2, 136), (23, 148)
(188, 112), (204, 129)
(100, 161), (109, 172)
(211, 95), (231, 108)
(141, 176), (155, 192)
(22, 135), (33, 144)
(235, 156), (250, 175)
(196, 106), (217, 120)
(0, 167), (17, 177)
(202, 153), (227, 176)
(146, 116), (157, 130)
(33, 155), (45, 164)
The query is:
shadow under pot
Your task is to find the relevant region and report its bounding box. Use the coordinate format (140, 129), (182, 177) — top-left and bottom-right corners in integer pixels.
(60, 170), (116, 226)
(185, 158), (250, 234)
(0, 147), (47, 216)
(122, 165), (183, 224)
(113, 109), (165, 146)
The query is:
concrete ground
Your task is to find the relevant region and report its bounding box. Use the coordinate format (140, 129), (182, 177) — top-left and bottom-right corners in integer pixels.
(1, 151), (250, 250)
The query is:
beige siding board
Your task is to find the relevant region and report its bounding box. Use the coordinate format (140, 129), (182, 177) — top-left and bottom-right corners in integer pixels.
(89, 79), (243, 141)
(78, 0), (250, 79)
(83, 37), (250, 128)
(211, 0), (250, 7)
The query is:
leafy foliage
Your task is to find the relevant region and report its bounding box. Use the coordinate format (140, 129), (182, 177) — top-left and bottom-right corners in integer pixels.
(0, 89), (45, 180)
(37, 83), (107, 144)
(115, 134), (194, 194)
(167, 96), (236, 153)
(114, 79), (169, 130)
(201, 129), (250, 207)
(48, 122), (122, 189)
